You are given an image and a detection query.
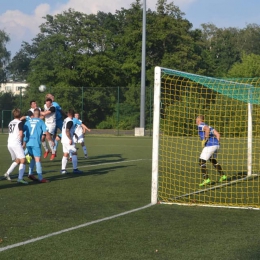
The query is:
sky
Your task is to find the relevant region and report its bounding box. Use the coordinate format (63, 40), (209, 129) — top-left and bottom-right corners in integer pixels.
(1, 0), (260, 57)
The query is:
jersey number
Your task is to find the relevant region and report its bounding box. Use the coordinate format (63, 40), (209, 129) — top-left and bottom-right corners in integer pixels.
(9, 124), (15, 133)
(30, 123), (36, 135)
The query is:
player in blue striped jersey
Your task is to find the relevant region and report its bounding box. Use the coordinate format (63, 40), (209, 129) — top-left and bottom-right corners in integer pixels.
(196, 115), (227, 187)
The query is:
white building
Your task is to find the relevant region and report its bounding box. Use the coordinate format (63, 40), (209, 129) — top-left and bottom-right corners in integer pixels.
(0, 81), (28, 95)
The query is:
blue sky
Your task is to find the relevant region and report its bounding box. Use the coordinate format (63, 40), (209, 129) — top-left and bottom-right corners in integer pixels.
(1, 0), (260, 57)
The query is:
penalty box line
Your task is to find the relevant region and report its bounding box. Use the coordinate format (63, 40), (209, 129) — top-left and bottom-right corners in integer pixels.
(0, 204), (153, 253)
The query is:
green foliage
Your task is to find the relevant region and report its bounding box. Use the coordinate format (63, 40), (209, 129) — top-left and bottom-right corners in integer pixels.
(228, 53), (260, 77)
(5, 1), (260, 128)
(0, 30), (10, 83)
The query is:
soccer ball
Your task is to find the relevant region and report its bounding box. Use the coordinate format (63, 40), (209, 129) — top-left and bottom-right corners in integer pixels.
(39, 85), (47, 92)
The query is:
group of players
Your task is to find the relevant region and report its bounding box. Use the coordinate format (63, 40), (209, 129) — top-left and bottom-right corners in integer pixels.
(4, 93), (90, 184)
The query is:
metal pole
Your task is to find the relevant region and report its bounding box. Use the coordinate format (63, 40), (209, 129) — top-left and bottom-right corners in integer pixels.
(81, 86), (84, 120)
(149, 86), (152, 136)
(19, 87), (22, 109)
(117, 86), (120, 136)
(1, 110), (3, 133)
(140, 0), (146, 133)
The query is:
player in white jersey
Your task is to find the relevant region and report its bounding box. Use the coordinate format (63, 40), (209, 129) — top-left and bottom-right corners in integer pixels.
(72, 113), (90, 159)
(4, 108), (28, 184)
(61, 109), (83, 174)
(41, 98), (56, 160)
(27, 100), (41, 117)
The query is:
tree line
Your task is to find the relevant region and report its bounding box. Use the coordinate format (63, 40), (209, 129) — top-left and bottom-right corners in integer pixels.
(1, 0), (260, 129)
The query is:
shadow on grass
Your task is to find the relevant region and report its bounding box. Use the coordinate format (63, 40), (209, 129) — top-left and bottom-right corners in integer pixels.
(47, 164), (130, 182)
(235, 244), (260, 260)
(41, 154), (126, 169)
(0, 164), (134, 190)
(209, 171), (248, 185)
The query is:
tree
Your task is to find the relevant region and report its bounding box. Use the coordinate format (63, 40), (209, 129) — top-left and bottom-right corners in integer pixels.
(7, 42), (35, 81)
(200, 24), (241, 77)
(227, 53), (260, 77)
(239, 24), (260, 56)
(0, 30), (10, 82)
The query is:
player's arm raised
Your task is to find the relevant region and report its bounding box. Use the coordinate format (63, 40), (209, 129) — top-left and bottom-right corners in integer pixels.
(41, 107), (56, 116)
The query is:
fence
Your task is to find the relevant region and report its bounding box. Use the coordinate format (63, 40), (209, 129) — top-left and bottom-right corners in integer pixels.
(0, 86), (154, 136)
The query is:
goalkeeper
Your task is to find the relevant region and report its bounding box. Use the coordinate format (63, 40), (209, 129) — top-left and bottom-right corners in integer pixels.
(196, 115), (227, 187)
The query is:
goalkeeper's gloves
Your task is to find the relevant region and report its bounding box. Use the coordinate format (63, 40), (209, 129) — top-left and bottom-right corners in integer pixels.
(201, 138), (208, 148)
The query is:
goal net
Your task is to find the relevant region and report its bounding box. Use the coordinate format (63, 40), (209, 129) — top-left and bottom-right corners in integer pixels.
(151, 66), (260, 209)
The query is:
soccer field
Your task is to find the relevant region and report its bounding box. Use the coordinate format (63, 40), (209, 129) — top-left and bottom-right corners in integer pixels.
(0, 135), (259, 259)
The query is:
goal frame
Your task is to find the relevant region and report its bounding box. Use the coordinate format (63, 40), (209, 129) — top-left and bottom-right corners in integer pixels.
(151, 66), (257, 209)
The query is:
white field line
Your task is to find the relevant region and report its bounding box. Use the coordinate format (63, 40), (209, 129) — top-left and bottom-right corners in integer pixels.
(173, 174), (259, 200)
(160, 202), (260, 210)
(0, 204), (153, 252)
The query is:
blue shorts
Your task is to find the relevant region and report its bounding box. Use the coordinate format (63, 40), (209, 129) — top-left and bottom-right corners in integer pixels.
(55, 120), (63, 133)
(27, 146), (42, 157)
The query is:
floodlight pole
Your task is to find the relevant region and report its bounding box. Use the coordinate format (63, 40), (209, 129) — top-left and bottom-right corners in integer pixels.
(140, 0), (146, 134)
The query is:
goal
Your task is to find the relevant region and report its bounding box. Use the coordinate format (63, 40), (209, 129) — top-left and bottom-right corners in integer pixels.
(151, 66), (260, 209)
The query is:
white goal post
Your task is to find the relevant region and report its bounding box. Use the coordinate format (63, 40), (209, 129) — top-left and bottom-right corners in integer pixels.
(151, 66), (259, 209)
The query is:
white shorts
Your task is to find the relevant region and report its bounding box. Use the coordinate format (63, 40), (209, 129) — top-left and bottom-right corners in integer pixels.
(73, 134), (84, 144)
(8, 144), (25, 160)
(200, 145), (219, 161)
(46, 124), (56, 135)
(62, 143), (77, 154)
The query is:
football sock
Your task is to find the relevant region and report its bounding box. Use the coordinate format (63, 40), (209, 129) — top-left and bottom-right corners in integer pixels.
(7, 162), (18, 174)
(18, 164), (25, 180)
(62, 156), (68, 170)
(29, 159), (36, 175)
(24, 148), (28, 155)
(36, 162), (43, 180)
(215, 164), (224, 175)
(72, 155), (77, 169)
(48, 140), (55, 154)
(54, 139), (59, 152)
(42, 141), (48, 152)
(82, 146), (87, 155)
